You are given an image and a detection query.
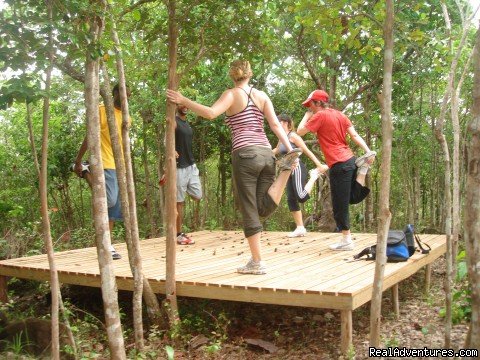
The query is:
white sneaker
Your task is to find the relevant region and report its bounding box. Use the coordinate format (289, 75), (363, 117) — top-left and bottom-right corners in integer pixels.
(288, 226), (307, 238)
(237, 258), (267, 275)
(355, 151), (376, 167)
(329, 241), (354, 251)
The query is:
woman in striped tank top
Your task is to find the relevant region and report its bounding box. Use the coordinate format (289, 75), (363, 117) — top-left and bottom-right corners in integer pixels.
(166, 59), (301, 275)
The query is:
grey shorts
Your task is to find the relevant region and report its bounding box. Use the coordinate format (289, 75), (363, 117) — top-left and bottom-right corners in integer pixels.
(177, 164), (202, 202)
(232, 145), (277, 238)
(104, 169), (122, 221)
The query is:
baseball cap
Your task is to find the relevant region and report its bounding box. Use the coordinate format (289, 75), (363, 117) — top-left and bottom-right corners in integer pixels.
(302, 90), (329, 107)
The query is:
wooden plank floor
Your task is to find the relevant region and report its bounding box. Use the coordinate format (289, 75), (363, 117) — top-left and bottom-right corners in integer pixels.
(0, 231), (445, 311)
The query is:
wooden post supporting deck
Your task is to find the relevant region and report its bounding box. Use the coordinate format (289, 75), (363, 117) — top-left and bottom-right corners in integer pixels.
(340, 310), (353, 353)
(391, 283), (399, 319)
(424, 264), (431, 295)
(0, 276), (7, 303)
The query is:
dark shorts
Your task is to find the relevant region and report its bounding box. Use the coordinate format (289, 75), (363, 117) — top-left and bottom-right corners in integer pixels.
(232, 145), (278, 238)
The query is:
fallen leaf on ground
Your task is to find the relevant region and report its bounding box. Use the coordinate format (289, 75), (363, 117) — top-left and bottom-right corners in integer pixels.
(189, 334), (209, 349)
(244, 338), (280, 353)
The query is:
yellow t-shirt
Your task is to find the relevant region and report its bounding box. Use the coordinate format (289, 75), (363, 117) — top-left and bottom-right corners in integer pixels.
(99, 104), (130, 169)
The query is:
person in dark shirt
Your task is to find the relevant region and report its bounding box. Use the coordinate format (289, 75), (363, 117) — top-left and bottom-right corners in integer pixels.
(160, 105), (202, 245)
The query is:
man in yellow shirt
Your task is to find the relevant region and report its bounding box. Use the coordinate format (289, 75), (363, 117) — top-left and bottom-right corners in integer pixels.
(74, 84), (131, 260)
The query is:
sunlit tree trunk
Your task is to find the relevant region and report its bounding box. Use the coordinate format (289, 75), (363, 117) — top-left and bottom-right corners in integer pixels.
(370, 0), (394, 347)
(438, 1), (472, 346)
(99, 66), (144, 349)
(84, 8), (126, 359)
(165, 0), (180, 322)
(39, 2), (60, 357)
(451, 51), (473, 274)
(464, 23), (480, 350)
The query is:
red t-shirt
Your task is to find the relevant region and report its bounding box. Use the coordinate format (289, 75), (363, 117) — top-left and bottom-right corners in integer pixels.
(305, 108), (354, 167)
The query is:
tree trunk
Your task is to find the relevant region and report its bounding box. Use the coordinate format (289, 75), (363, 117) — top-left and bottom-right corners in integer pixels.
(141, 115), (157, 237)
(40, 2), (60, 358)
(84, 11), (126, 359)
(370, 0), (394, 347)
(364, 128), (374, 230)
(464, 23), (480, 350)
(105, 5), (155, 347)
(99, 66), (144, 349)
(451, 51), (473, 273)
(165, 0), (180, 323)
(438, 1), (472, 346)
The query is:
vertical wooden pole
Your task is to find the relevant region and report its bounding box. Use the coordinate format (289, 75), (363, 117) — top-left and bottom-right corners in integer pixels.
(424, 264), (432, 295)
(391, 284), (399, 319)
(0, 276), (7, 303)
(340, 310), (353, 353)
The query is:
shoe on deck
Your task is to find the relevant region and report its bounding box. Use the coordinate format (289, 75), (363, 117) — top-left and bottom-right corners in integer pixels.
(177, 233), (195, 245)
(111, 249), (122, 260)
(355, 151), (376, 167)
(288, 226), (307, 238)
(237, 258), (267, 275)
(276, 149), (302, 171)
(329, 241), (355, 251)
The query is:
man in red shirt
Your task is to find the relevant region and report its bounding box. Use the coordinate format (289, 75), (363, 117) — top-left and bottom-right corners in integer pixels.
(297, 90), (376, 250)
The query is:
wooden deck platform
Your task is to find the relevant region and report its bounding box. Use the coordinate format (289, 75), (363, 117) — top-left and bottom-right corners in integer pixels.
(0, 230), (446, 351)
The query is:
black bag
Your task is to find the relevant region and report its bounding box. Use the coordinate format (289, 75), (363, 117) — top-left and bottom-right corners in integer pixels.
(354, 224), (431, 262)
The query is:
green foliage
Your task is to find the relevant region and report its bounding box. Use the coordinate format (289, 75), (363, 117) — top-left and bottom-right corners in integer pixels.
(165, 345), (174, 360)
(2, 330), (33, 356)
(439, 250), (472, 324)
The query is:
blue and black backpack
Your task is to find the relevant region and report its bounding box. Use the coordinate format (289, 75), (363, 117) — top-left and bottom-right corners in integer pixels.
(354, 224), (431, 262)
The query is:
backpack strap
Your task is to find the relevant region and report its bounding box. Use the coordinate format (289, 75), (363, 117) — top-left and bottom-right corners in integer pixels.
(415, 234), (431, 254)
(353, 246), (374, 260)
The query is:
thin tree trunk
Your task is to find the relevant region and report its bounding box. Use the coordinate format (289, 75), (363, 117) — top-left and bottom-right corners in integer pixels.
(165, 0), (180, 322)
(26, 102), (40, 179)
(40, 2), (60, 357)
(99, 66), (144, 349)
(370, 0), (394, 347)
(85, 10), (126, 359)
(141, 116), (157, 237)
(438, 1), (473, 346)
(156, 123), (166, 234)
(451, 51), (473, 273)
(464, 23), (480, 350)
(104, 5), (149, 348)
(439, 2), (454, 345)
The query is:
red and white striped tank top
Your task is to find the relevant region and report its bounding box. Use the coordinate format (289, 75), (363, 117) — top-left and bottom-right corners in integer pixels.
(224, 87), (271, 151)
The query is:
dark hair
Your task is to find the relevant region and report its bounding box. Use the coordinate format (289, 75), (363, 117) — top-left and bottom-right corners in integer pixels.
(112, 84), (131, 109)
(312, 100), (329, 108)
(278, 113), (295, 131)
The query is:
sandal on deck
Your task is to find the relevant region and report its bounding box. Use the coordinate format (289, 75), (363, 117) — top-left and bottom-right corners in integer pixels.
(177, 233), (195, 245)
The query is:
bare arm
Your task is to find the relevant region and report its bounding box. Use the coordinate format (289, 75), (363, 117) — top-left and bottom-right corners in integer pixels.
(263, 96), (293, 152)
(290, 133), (329, 173)
(74, 136), (88, 177)
(272, 140), (281, 156)
(347, 126), (371, 153)
(166, 89), (233, 120)
(296, 111), (313, 136)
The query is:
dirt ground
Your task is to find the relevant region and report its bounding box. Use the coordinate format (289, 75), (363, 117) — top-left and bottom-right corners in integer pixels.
(152, 256), (471, 359)
(3, 256), (472, 359)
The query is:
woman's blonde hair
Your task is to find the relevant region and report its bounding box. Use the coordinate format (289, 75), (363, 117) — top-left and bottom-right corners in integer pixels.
(228, 59), (253, 82)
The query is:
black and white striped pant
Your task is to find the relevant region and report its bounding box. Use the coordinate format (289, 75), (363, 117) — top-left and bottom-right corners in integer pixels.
(286, 160), (310, 212)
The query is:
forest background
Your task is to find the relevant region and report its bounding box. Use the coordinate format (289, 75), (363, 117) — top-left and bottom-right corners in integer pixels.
(1, 0), (477, 249)
(0, 0), (479, 357)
